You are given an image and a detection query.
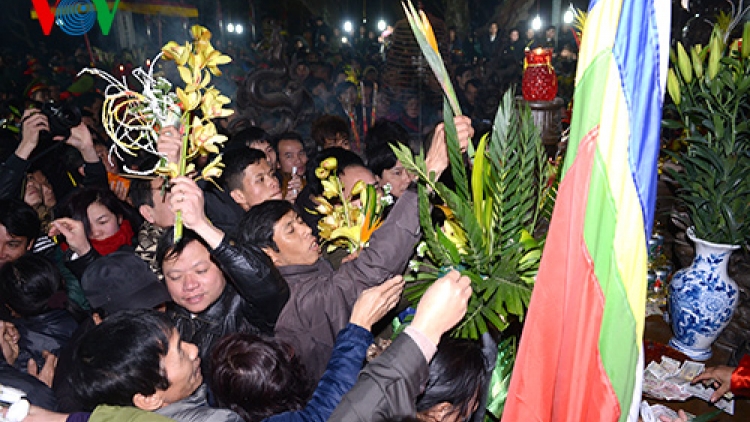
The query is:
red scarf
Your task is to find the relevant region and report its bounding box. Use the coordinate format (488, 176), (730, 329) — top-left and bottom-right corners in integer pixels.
(62, 219), (134, 256)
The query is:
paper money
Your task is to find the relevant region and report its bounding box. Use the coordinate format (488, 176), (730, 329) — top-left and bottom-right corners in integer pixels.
(676, 361), (705, 382)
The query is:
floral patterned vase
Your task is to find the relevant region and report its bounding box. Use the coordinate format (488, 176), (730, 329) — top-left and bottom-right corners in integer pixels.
(668, 227), (740, 360)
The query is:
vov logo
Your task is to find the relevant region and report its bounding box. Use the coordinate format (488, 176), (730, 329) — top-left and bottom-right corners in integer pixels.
(31, 0), (121, 36)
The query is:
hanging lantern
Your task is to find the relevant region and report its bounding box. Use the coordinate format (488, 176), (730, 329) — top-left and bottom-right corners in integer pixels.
(522, 48), (558, 101)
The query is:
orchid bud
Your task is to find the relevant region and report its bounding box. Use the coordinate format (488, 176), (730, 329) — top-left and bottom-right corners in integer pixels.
(689, 46), (703, 79)
(667, 68), (681, 105)
(676, 42), (692, 84)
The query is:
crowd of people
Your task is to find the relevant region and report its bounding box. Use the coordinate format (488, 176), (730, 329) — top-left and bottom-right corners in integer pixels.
(0, 13), (743, 422)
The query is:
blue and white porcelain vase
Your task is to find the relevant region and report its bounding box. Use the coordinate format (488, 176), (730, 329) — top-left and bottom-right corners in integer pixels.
(668, 227), (740, 361)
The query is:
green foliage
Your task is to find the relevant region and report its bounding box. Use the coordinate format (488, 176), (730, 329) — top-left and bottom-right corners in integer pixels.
(665, 22), (750, 247)
(393, 90), (555, 339)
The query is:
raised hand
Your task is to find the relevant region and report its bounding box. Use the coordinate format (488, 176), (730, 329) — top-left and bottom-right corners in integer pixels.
(49, 217), (91, 256)
(410, 269), (472, 345)
(349, 276), (405, 331)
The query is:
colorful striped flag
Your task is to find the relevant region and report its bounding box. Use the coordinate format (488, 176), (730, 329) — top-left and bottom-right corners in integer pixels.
(501, 0), (670, 421)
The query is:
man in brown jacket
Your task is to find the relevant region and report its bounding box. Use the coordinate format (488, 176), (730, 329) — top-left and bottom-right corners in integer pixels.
(237, 117), (473, 381)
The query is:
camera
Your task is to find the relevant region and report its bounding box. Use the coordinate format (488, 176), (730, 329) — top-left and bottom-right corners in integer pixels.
(38, 101), (82, 140)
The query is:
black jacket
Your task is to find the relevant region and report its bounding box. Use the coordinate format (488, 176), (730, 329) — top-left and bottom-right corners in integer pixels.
(0, 358), (58, 411)
(167, 237), (289, 377)
(13, 309), (79, 370)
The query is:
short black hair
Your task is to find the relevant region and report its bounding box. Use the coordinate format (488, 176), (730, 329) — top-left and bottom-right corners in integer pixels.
(238, 200), (295, 253)
(59, 187), (136, 238)
(155, 227), (212, 270)
(69, 309), (173, 411)
(128, 178), (156, 209)
(220, 148), (267, 192)
(210, 333), (313, 421)
(272, 132), (304, 153)
(0, 255), (61, 316)
(416, 336), (489, 419)
(311, 115), (349, 147)
(364, 120), (410, 176)
(0, 199), (40, 241)
(227, 126), (270, 152)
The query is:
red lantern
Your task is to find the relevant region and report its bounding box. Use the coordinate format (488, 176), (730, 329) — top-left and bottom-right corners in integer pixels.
(522, 48), (558, 101)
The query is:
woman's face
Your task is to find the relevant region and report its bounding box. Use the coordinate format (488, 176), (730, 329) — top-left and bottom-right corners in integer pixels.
(24, 175), (43, 208)
(378, 160), (412, 198)
(86, 202), (121, 240)
(405, 98), (420, 119)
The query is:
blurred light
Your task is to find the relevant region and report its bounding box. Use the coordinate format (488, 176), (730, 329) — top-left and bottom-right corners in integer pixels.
(145, 58), (151, 67)
(377, 19), (387, 31)
(563, 9), (574, 24)
(342, 36), (348, 44)
(236, 24), (244, 34)
(118, 64), (124, 72)
(343, 21), (353, 33)
(227, 23), (235, 33)
(531, 16), (542, 31)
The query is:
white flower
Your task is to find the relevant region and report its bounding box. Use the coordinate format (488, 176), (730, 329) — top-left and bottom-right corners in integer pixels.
(408, 260), (421, 272)
(381, 194), (394, 206)
(416, 241), (428, 258)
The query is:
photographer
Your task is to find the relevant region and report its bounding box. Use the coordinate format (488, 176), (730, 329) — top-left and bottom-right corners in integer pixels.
(0, 107), (107, 202)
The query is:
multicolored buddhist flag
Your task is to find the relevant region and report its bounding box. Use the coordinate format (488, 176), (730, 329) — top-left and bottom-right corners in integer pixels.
(501, 0), (670, 421)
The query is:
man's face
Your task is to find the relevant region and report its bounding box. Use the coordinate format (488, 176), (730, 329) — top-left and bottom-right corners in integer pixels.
(24, 174), (43, 208)
(141, 178), (175, 229)
(231, 160), (282, 211)
(249, 140), (277, 169)
(457, 70), (473, 90)
(277, 139), (308, 176)
(489, 23), (498, 36)
(162, 241), (226, 314)
(378, 160), (412, 198)
(465, 84), (479, 106)
(546, 28), (556, 39)
(265, 211), (320, 267)
(157, 328), (203, 405)
(339, 166), (378, 201)
(323, 132), (350, 150)
(0, 224), (30, 268)
(510, 30), (519, 42)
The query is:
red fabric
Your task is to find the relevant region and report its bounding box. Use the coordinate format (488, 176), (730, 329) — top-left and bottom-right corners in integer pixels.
(89, 219), (134, 256)
(502, 127), (621, 421)
(61, 219), (134, 257)
(731, 355), (750, 397)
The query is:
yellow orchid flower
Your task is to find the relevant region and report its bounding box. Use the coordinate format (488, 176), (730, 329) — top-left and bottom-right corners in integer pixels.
(155, 162), (195, 178)
(201, 88), (233, 119)
(350, 180), (365, 197)
(321, 179), (339, 199)
(330, 225), (361, 249)
(315, 197), (334, 214)
(315, 167), (330, 180)
(191, 25), (211, 42)
(321, 157), (338, 171)
(442, 218), (468, 255)
(189, 120), (226, 156)
(176, 86), (201, 112)
(162, 41), (191, 66)
(204, 49), (232, 76)
(200, 155), (225, 180)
